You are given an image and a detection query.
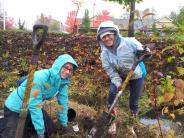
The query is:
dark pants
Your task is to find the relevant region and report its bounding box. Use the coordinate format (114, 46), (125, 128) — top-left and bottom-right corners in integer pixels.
(108, 77), (144, 113)
(0, 106), (57, 138)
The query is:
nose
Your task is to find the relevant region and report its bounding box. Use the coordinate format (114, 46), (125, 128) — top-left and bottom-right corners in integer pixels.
(66, 69), (72, 75)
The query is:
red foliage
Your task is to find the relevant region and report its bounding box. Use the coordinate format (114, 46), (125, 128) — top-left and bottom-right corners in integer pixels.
(6, 17), (15, 29)
(93, 10), (112, 27)
(65, 11), (80, 33)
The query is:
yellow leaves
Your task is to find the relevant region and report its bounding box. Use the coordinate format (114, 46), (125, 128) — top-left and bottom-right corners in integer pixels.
(175, 91), (184, 100)
(173, 100), (180, 106)
(169, 113), (175, 120)
(176, 67), (184, 76)
(0, 81), (8, 88)
(166, 129), (175, 138)
(162, 107), (169, 114)
(32, 90), (39, 98)
(166, 77), (174, 87)
(162, 107), (175, 119)
(178, 47), (184, 54)
(163, 93), (174, 102)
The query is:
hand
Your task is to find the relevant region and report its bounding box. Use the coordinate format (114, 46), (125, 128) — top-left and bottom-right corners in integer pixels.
(38, 134), (45, 138)
(117, 86), (122, 91)
(137, 47), (152, 60)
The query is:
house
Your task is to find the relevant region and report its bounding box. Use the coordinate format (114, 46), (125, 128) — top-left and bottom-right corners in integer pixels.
(78, 16), (176, 34)
(151, 16), (177, 30)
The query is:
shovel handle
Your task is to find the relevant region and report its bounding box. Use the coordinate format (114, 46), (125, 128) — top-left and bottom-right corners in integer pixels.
(15, 24), (48, 138)
(108, 52), (151, 114)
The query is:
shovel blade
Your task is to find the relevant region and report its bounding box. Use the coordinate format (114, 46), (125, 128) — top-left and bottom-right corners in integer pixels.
(15, 110), (28, 138)
(87, 111), (113, 138)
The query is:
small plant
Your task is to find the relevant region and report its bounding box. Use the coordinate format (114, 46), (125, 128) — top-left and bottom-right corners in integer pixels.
(2, 51), (9, 59)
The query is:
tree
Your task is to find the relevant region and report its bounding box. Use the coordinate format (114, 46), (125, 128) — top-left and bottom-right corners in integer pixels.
(108, 0), (142, 37)
(169, 11), (178, 26)
(80, 9), (90, 33)
(94, 10), (112, 27)
(72, 0), (83, 33)
(5, 17), (15, 29)
(169, 7), (184, 27)
(177, 7), (184, 26)
(18, 19), (25, 30)
(0, 14), (15, 29)
(65, 11), (80, 33)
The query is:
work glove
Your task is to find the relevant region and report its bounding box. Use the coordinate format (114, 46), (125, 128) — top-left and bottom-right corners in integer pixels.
(137, 46), (152, 60)
(38, 134), (45, 138)
(117, 86), (122, 92)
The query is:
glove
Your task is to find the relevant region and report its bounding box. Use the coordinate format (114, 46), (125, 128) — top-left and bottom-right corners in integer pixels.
(117, 86), (121, 92)
(38, 134), (45, 138)
(137, 47), (152, 60)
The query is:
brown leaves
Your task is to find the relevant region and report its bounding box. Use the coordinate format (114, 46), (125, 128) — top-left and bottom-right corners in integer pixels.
(163, 93), (174, 102)
(0, 81), (8, 88)
(175, 91), (184, 100)
(174, 79), (184, 89)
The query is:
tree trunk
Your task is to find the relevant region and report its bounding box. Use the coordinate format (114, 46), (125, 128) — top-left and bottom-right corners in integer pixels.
(128, 0), (135, 37)
(73, 6), (79, 34)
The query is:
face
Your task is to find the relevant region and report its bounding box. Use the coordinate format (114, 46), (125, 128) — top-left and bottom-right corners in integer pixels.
(60, 63), (74, 79)
(101, 34), (115, 47)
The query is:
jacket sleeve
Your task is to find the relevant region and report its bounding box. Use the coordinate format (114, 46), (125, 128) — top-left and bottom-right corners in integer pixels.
(57, 85), (68, 127)
(129, 37), (144, 51)
(129, 38), (147, 77)
(101, 52), (122, 88)
(28, 82), (45, 135)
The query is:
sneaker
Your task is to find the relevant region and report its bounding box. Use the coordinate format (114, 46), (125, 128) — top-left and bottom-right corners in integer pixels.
(108, 122), (117, 135)
(131, 111), (138, 118)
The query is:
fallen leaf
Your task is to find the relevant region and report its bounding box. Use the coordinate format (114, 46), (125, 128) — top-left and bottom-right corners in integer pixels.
(174, 79), (184, 89)
(163, 93), (174, 102)
(169, 113), (175, 120)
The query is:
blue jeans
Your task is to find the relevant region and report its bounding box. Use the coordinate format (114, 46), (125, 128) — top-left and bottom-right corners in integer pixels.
(108, 77), (144, 113)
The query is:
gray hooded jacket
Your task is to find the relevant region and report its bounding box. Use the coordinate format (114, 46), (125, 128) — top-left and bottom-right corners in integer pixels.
(97, 21), (146, 88)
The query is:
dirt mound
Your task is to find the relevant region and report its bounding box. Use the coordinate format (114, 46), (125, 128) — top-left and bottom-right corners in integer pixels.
(43, 100), (157, 138)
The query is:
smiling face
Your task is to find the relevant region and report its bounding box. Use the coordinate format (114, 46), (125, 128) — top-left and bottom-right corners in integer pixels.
(101, 34), (115, 47)
(60, 63), (74, 79)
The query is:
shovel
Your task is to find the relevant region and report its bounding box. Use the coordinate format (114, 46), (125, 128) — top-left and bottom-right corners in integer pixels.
(15, 24), (48, 138)
(87, 52), (151, 138)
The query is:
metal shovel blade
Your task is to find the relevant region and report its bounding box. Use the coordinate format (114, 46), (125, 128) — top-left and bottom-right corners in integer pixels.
(87, 111), (113, 138)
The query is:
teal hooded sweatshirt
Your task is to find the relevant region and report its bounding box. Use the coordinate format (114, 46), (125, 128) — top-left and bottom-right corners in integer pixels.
(5, 54), (78, 135)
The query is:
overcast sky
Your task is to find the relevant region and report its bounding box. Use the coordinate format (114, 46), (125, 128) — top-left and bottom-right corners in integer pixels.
(1, 0), (184, 29)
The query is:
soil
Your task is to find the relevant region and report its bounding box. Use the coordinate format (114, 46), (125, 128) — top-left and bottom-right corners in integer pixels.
(41, 100), (158, 138)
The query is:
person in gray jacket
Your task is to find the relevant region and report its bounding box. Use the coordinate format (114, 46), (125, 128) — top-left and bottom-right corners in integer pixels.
(96, 21), (150, 135)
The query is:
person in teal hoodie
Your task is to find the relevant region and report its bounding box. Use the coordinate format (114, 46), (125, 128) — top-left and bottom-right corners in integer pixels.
(0, 54), (78, 138)
(96, 21), (151, 135)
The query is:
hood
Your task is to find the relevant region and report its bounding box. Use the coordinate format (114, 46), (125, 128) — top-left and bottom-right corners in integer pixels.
(96, 21), (120, 41)
(49, 54), (78, 80)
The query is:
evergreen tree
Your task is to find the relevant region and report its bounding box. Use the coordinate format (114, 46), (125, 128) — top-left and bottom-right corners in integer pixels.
(177, 7), (184, 26)
(80, 9), (90, 33)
